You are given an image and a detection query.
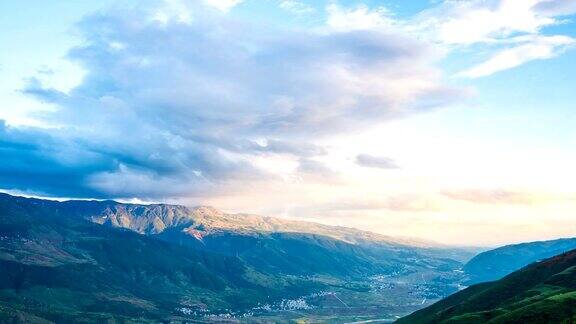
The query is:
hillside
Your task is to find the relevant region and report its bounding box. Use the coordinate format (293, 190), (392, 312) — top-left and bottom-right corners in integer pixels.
(63, 199), (437, 247)
(398, 249), (576, 324)
(0, 193), (318, 322)
(464, 238), (576, 284)
(0, 193), (470, 322)
(52, 196), (473, 277)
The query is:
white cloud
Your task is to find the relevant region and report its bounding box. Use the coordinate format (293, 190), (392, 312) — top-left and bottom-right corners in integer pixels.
(417, 0), (555, 45)
(152, 0), (195, 24)
(326, 3), (396, 32)
(458, 35), (575, 78)
(410, 0), (576, 77)
(534, 0), (576, 16)
(7, 0), (462, 199)
(203, 0), (243, 12)
(319, 0), (575, 79)
(279, 0), (314, 15)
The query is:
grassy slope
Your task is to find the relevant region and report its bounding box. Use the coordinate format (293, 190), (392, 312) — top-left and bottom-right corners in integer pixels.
(52, 195), (467, 278)
(159, 228), (462, 279)
(464, 238), (576, 284)
(0, 194), (319, 322)
(0, 193), (467, 322)
(398, 250), (576, 324)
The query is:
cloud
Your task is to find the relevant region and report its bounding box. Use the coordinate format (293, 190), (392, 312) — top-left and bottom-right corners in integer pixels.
(22, 78), (67, 103)
(279, 0), (314, 15)
(416, 0), (555, 45)
(442, 189), (543, 205)
(287, 194), (443, 217)
(0, 121), (106, 197)
(355, 154), (399, 169)
(204, 0), (243, 12)
(243, 139), (327, 157)
(441, 189), (576, 207)
(1, 0), (461, 199)
(296, 158), (340, 183)
(533, 0), (576, 16)
(458, 35), (575, 78)
(333, 195), (440, 212)
(326, 3), (395, 32)
(413, 0), (576, 77)
(0, 119), (266, 199)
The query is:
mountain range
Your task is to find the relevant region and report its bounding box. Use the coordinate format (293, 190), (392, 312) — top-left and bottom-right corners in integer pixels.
(0, 193), (470, 322)
(3, 192), (576, 323)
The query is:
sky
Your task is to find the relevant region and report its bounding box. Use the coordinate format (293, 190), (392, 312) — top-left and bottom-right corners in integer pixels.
(1, 0), (575, 246)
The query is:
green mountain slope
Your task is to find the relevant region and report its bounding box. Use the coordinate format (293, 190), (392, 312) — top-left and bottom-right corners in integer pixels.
(53, 196), (470, 278)
(398, 249), (576, 324)
(0, 193), (470, 322)
(0, 194), (318, 322)
(464, 238), (576, 284)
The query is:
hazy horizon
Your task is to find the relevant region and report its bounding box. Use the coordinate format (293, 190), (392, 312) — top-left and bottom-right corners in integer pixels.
(0, 189), (568, 248)
(1, 0), (575, 246)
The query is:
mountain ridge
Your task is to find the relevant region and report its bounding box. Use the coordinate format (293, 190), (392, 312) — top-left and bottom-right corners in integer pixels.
(0, 192), (471, 322)
(0, 192), (322, 322)
(6, 192), (442, 248)
(397, 248), (576, 323)
(463, 237), (576, 284)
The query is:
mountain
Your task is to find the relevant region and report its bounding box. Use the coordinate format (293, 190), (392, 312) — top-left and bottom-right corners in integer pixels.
(0, 193), (319, 322)
(0, 193), (471, 322)
(464, 238), (576, 284)
(398, 249), (576, 324)
(52, 197), (472, 277)
(65, 199), (436, 247)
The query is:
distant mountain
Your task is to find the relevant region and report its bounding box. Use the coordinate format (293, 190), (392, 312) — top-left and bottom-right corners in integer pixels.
(464, 238), (576, 284)
(0, 193), (470, 322)
(63, 199), (437, 247)
(398, 249), (576, 324)
(52, 197), (473, 277)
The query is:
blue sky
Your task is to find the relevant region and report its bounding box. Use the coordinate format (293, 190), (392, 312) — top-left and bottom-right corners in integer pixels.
(1, 0), (575, 245)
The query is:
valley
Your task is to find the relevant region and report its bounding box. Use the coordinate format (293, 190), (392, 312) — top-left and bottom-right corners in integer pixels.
(173, 268), (465, 322)
(399, 249), (576, 323)
(0, 193), (472, 322)
(2, 192), (574, 323)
